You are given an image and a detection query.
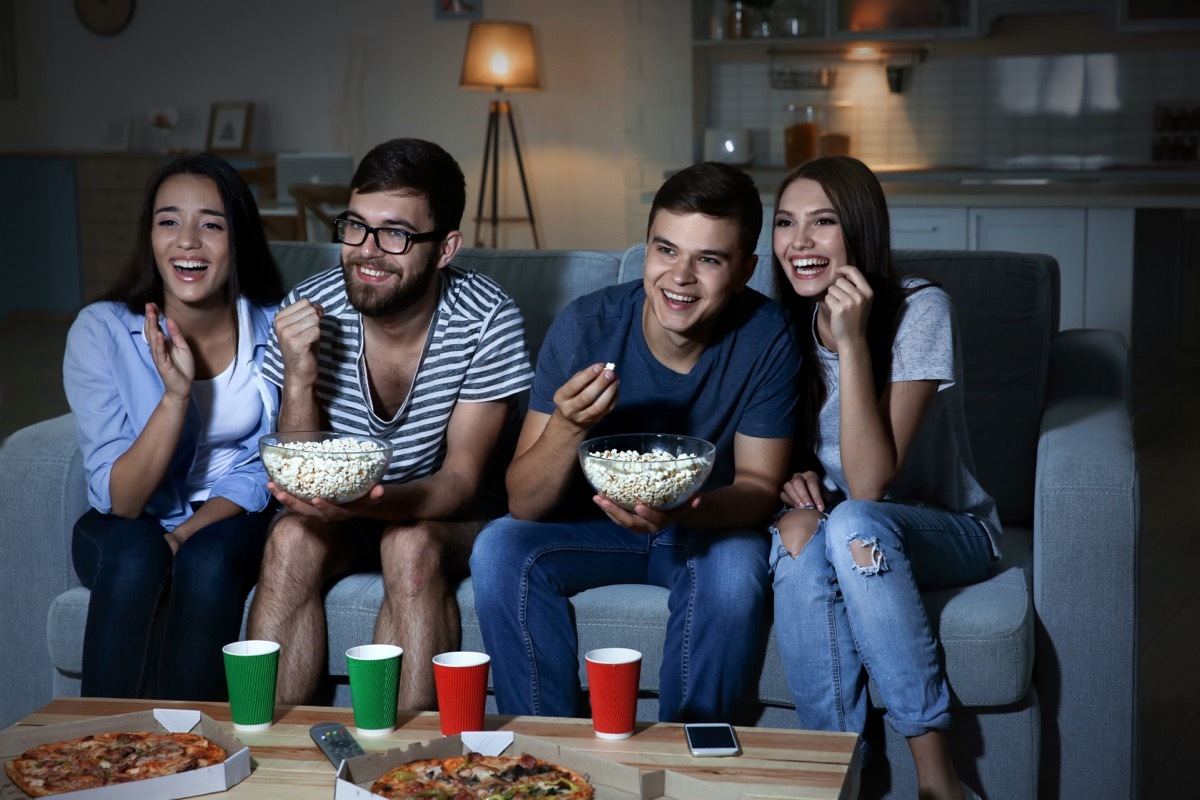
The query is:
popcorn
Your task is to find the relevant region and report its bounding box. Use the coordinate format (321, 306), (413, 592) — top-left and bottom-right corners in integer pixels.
(581, 447), (707, 510)
(604, 362), (616, 371)
(261, 436), (389, 502)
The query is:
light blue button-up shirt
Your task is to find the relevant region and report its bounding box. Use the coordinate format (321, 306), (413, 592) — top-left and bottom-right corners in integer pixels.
(62, 297), (279, 530)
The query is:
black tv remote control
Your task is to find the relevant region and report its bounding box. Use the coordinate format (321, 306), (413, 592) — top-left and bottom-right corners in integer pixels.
(310, 721), (366, 767)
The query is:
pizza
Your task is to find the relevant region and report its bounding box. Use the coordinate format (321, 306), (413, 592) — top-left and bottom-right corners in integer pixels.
(370, 752), (594, 799)
(3, 731), (227, 797)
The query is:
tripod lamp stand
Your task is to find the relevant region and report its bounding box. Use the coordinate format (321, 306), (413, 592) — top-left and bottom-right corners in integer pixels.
(459, 20), (541, 248)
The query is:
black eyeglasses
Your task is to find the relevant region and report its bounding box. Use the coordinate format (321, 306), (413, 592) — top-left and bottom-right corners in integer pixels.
(332, 217), (448, 255)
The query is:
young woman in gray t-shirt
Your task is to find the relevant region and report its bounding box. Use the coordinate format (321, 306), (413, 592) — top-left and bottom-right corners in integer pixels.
(768, 156), (996, 800)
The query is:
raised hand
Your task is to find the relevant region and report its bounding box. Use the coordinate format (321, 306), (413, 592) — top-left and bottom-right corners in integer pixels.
(144, 303), (194, 400)
(551, 362), (619, 433)
(275, 299), (325, 389)
(823, 265), (873, 346)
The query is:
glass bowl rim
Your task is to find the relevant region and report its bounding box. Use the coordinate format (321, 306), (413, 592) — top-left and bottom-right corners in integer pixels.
(258, 431), (393, 453)
(577, 433), (716, 462)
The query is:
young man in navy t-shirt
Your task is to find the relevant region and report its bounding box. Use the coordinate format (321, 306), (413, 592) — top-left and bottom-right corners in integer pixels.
(470, 162), (801, 723)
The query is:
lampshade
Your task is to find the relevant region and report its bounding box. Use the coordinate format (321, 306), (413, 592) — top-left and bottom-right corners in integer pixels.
(459, 21), (540, 92)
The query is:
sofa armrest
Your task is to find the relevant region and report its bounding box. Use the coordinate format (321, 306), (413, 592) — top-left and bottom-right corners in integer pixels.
(0, 414), (88, 727)
(1045, 328), (1131, 409)
(1033, 330), (1139, 799)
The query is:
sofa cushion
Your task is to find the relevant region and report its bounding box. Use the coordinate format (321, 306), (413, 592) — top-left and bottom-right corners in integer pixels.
(900, 251), (1058, 524)
(453, 248), (621, 361)
(269, 241), (340, 288)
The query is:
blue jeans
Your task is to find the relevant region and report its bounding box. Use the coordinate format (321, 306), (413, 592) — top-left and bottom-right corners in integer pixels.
(470, 515), (770, 723)
(72, 506), (274, 700)
(769, 500), (994, 738)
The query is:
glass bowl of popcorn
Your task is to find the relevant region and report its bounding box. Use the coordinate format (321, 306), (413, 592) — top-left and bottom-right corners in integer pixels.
(577, 433), (716, 511)
(259, 432), (392, 503)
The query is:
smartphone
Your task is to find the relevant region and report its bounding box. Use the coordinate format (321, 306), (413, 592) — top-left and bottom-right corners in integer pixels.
(684, 722), (742, 757)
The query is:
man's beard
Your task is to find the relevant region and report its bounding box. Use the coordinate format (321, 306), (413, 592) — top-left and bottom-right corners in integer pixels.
(343, 254), (439, 318)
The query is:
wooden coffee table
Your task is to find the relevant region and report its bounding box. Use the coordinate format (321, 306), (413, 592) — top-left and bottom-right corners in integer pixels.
(6, 698), (858, 799)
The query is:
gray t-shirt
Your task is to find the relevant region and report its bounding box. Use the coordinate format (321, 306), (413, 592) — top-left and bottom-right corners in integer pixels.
(814, 278), (1002, 555)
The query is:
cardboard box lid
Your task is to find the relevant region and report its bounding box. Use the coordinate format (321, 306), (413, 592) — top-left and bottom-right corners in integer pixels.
(0, 709), (250, 800)
(335, 731), (665, 800)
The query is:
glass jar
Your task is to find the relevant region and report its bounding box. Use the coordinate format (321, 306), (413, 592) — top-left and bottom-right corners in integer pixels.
(784, 104), (819, 168)
(709, 0), (728, 40)
(773, 0), (814, 37)
(727, 1), (748, 39)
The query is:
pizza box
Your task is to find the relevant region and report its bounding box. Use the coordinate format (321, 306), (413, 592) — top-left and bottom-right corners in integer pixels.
(0, 708), (250, 800)
(334, 731), (666, 800)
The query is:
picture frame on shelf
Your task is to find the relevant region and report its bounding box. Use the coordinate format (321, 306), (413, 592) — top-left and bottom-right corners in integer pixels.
(434, 0), (480, 20)
(207, 102), (254, 152)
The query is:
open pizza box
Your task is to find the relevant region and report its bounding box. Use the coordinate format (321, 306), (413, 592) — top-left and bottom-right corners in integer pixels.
(0, 709), (250, 800)
(334, 731), (666, 800)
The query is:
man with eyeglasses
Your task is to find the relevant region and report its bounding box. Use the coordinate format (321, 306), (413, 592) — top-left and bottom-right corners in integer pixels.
(247, 138), (533, 710)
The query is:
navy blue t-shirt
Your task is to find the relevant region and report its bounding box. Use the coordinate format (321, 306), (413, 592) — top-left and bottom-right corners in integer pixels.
(530, 280), (800, 518)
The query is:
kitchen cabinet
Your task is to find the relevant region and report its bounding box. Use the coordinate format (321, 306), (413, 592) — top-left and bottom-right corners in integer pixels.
(979, 1), (1115, 32)
(695, 0), (980, 40)
(969, 207), (1088, 330)
(889, 204), (1135, 340)
(833, 0), (977, 39)
(890, 207), (969, 250)
(1118, 0), (1200, 32)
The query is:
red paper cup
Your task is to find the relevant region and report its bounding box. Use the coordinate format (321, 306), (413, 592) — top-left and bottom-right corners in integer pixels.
(585, 647), (642, 739)
(433, 651), (491, 736)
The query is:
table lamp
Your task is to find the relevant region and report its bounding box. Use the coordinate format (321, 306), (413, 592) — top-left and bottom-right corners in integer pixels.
(460, 20), (541, 248)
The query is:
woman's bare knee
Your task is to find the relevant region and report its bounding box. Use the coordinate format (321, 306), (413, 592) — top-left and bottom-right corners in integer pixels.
(776, 509), (823, 557)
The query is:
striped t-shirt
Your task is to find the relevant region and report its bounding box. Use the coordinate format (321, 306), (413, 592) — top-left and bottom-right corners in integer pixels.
(263, 265), (534, 485)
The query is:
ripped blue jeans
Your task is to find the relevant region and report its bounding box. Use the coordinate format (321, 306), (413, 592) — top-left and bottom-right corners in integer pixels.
(769, 499), (994, 738)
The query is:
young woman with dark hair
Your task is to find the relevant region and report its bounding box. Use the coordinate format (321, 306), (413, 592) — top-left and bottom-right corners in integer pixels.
(769, 157), (998, 800)
(64, 152), (285, 700)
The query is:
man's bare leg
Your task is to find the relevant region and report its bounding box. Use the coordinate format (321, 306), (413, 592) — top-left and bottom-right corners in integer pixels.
(247, 513), (355, 704)
(375, 520), (481, 709)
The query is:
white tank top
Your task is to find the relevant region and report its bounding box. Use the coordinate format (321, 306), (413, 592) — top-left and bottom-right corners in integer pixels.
(186, 311), (261, 502)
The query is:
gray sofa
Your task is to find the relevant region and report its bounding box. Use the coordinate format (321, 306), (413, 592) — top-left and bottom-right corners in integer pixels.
(0, 239), (1138, 799)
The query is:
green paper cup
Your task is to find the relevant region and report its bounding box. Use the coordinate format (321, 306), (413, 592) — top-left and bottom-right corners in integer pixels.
(346, 644), (403, 737)
(222, 640), (280, 731)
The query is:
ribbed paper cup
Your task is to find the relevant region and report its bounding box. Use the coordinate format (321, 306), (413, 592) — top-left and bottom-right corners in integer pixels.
(222, 640), (280, 731)
(433, 651), (490, 736)
(346, 644), (403, 736)
(585, 647), (642, 739)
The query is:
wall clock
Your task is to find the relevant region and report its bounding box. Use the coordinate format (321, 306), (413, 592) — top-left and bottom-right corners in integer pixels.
(74, 0), (135, 37)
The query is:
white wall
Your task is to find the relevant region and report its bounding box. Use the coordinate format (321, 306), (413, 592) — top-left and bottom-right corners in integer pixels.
(0, 0), (693, 250)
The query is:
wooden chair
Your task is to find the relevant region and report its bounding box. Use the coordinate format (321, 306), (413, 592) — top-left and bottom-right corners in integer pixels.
(288, 183), (351, 242)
